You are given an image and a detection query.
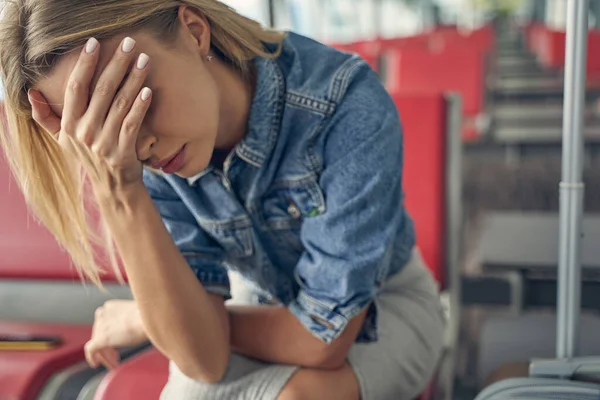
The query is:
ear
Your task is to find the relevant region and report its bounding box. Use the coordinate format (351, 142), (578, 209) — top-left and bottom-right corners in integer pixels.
(177, 5), (211, 58)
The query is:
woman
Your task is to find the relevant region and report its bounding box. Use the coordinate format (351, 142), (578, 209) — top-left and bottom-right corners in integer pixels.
(0, 1), (445, 399)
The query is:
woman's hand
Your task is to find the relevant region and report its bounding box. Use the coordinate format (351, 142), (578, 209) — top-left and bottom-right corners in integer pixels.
(85, 299), (148, 370)
(28, 36), (152, 197)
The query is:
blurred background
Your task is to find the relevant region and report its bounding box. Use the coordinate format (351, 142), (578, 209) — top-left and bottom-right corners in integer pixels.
(3, 1), (600, 400)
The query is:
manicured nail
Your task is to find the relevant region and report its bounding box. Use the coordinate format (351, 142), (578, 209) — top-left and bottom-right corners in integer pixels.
(85, 38), (98, 54)
(137, 53), (149, 70)
(141, 87), (152, 101)
(122, 37), (135, 53)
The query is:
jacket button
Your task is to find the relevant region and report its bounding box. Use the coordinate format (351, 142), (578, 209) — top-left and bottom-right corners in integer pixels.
(287, 203), (302, 219)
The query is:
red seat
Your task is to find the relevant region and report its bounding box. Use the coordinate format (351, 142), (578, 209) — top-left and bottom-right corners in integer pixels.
(0, 322), (91, 400)
(0, 102), (126, 399)
(385, 44), (485, 142)
(392, 92), (449, 288)
(527, 25), (600, 81)
(93, 349), (169, 400)
(394, 91), (461, 399)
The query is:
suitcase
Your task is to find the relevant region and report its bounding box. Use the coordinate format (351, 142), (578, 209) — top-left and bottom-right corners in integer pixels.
(474, 1), (600, 399)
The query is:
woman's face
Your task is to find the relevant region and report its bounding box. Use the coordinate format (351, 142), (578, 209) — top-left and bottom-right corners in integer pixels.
(35, 13), (220, 178)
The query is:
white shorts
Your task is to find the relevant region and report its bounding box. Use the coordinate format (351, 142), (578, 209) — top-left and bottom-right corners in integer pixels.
(160, 248), (446, 400)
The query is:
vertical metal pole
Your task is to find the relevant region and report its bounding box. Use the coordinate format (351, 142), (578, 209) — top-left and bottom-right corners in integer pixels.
(443, 93), (462, 400)
(268, 0), (276, 28)
(557, 0), (588, 360)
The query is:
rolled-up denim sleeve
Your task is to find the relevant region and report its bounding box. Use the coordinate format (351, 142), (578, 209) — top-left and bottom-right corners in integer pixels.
(288, 71), (405, 343)
(143, 170), (231, 299)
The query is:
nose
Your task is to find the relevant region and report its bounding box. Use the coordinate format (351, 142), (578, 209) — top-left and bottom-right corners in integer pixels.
(136, 131), (157, 162)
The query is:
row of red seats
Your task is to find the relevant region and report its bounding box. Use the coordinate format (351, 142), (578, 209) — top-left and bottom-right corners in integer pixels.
(0, 91), (459, 398)
(330, 25), (495, 142)
(524, 22), (600, 81)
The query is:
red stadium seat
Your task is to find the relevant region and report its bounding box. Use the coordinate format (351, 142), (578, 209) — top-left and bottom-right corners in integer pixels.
(0, 102), (129, 400)
(394, 91), (461, 399)
(93, 349), (169, 400)
(392, 92), (448, 286)
(385, 46), (485, 141)
(0, 322), (91, 400)
(0, 103), (125, 282)
(527, 25), (600, 80)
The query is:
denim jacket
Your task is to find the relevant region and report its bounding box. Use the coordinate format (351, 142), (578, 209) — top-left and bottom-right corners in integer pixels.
(142, 32), (415, 344)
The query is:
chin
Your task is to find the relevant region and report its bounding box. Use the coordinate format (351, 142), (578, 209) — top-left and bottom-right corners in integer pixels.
(176, 161), (210, 179)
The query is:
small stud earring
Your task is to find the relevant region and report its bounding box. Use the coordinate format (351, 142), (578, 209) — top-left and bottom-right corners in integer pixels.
(207, 55), (213, 62)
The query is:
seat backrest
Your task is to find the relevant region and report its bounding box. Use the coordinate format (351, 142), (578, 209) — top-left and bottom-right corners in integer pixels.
(531, 26), (600, 76)
(0, 102), (122, 282)
(390, 92), (449, 286)
(385, 46), (484, 118)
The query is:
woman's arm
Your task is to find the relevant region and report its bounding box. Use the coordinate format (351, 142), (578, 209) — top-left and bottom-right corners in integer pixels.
(99, 185), (230, 383)
(227, 304), (367, 369)
(29, 37), (229, 382)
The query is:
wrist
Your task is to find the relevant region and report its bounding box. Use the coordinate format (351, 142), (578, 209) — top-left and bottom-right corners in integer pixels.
(96, 181), (149, 215)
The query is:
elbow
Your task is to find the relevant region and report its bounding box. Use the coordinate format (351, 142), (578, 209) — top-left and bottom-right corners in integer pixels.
(176, 350), (230, 383)
(171, 336), (231, 384)
(180, 366), (227, 384)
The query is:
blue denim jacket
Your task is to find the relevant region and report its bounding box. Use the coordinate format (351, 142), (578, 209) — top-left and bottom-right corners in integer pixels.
(143, 32), (415, 344)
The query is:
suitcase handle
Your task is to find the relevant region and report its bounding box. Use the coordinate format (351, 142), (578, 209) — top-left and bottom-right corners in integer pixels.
(531, 357), (600, 382)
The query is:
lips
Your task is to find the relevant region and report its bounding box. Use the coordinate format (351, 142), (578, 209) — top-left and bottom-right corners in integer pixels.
(151, 145), (186, 174)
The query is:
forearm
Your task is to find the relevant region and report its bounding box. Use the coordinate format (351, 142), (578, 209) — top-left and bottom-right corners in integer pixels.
(98, 184), (229, 382)
(227, 304), (366, 369)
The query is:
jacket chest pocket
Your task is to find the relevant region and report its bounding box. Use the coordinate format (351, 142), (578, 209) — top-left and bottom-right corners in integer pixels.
(259, 180), (326, 252)
(203, 217), (254, 260)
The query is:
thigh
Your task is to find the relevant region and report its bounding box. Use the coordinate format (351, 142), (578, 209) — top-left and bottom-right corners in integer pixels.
(348, 250), (446, 400)
(160, 354), (298, 400)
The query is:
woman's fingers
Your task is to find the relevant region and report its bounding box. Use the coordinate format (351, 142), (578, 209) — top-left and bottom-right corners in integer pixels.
(96, 348), (121, 370)
(84, 340), (100, 368)
(103, 347), (121, 369)
(84, 340), (120, 370)
(62, 38), (100, 135)
(28, 89), (61, 137)
(118, 87), (152, 153)
(86, 37), (137, 131)
(99, 52), (150, 151)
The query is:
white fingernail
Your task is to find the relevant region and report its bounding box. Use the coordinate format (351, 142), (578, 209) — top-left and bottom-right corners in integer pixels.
(85, 38), (98, 54)
(141, 87), (152, 101)
(122, 37), (135, 53)
(137, 53), (149, 70)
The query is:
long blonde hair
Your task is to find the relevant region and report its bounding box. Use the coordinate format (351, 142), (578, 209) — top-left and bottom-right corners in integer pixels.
(0, 0), (284, 287)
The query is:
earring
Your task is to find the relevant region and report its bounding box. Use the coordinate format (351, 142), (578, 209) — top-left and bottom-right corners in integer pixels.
(207, 55), (213, 62)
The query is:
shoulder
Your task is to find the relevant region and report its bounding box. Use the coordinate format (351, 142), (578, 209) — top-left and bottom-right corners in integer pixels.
(274, 33), (382, 106)
(273, 32), (400, 134)
(263, 33), (402, 169)
(319, 59), (402, 166)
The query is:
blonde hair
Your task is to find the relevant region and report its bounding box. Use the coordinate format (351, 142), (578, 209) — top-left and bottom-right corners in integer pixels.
(0, 0), (284, 287)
